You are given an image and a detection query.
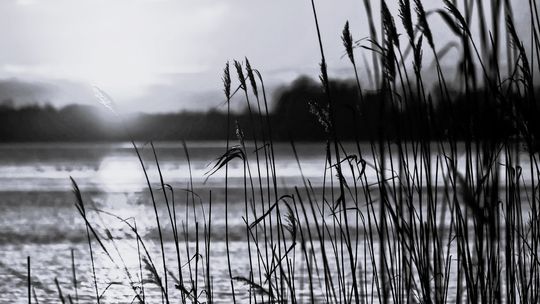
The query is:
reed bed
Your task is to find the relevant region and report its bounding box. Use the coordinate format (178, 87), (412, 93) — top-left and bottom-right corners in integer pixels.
(24, 0), (540, 303)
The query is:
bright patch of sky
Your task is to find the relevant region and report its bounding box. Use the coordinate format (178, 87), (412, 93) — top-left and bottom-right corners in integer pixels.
(0, 0), (534, 112)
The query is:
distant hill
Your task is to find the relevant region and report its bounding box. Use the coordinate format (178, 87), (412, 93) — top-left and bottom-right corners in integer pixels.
(0, 76), (534, 142)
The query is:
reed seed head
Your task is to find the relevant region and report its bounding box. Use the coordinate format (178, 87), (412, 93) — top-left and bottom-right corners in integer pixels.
(382, 0), (400, 48)
(234, 60), (247, 90)
(414, 0), (434, 48)
(245, 58), (259, 98)
(398, 0), (414, 42)
(342, 21), (355, 64)
(222, 62), (231, 100)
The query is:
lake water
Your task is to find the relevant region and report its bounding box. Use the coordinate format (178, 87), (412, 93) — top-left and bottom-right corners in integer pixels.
(0, 142), (534, 303)
(0, 141), (341, 303)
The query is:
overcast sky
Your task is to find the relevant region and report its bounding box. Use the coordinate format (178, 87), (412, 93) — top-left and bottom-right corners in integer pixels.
(0, 0), (534, 112)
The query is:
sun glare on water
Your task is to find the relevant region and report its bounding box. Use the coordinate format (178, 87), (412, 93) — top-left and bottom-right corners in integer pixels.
(97, 156), (146, 192)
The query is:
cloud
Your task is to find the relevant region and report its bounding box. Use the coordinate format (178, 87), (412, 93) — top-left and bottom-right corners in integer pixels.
(0, 0), (535, 112)
(15, 0), (36, 6)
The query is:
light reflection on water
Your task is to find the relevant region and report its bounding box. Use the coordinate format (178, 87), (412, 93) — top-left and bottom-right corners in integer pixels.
(0, 142), (534, 302)
(0, 142), (333, 303)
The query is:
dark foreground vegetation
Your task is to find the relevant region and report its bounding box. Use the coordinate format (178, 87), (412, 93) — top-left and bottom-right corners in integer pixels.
(20, 0), (540, 303)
